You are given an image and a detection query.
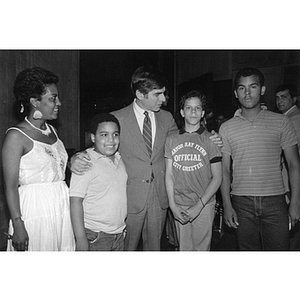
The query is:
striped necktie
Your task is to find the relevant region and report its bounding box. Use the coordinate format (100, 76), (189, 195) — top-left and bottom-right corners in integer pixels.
(143, 111), (152, 156)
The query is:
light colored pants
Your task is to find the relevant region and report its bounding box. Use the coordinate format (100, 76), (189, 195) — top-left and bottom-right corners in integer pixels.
(175, 200), (215, 251)
(125, 182), (167, 251)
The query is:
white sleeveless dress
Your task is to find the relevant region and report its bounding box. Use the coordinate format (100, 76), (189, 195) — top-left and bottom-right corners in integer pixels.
(7, 126), (75, 251)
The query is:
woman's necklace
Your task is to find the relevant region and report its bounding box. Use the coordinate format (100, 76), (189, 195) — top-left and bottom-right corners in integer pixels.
(24, 117), (51, 136)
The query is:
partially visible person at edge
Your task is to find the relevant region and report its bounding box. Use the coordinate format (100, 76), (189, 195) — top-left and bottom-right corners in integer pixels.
(276, 83), (300, 250)
(276, 84), (300, 153)
(165, 90), (222, 250)
(70, 65), (223, 251)
(69, 113), (127, 251)
(2, 67), (75, 251)
(219, 67), (300, 250)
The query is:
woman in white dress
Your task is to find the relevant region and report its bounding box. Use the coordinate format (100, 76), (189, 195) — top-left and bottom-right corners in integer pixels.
(2, 67), (75, 251)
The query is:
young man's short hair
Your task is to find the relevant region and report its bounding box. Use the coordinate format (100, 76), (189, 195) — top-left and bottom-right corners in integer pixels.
(275, 84), (298, 99)
(234, 67), (265, 89)
(130, 65), (167, 95)
(90, 113), (120, 134)
(179, 90), (207, 110)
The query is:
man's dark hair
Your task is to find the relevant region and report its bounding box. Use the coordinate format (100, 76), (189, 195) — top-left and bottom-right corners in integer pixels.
(90, 113), (120, 134)
(130, 65), (167, 95)
(234, 67), (265, 89)
(179, 90), (207, 110)
(275, 84), (298, 99)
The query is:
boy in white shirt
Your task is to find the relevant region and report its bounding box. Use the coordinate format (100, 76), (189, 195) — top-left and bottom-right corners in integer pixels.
(69, 113), (127, 251)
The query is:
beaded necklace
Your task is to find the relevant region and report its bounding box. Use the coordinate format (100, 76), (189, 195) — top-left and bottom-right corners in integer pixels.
(24, 117), (51, 136)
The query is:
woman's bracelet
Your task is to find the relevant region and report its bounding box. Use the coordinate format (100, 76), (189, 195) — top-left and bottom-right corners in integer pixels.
(13, 216), (24, 222)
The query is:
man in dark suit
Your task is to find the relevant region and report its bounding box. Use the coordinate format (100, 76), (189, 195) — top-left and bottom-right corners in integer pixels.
(71, 66), (221, 250)
(111, 66), (178, 250)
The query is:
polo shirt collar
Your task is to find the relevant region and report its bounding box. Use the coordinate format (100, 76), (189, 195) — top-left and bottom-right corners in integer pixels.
(234, 106), (267, 120)
(87, 147), (121, 163)
(179, 125), (205, 135)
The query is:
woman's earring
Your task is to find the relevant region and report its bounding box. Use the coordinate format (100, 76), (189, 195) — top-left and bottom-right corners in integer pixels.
(33, 110), (43, 120)
(20, 103), (24, 113)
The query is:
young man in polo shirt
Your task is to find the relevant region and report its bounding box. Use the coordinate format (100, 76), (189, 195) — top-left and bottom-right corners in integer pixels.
(219, 67), (300, 250)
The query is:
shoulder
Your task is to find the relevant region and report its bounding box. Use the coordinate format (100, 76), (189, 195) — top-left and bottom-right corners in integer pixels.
(263, 111), (292, 127)
(219, 117), (235, 131)
(166, 130), (180, 139)
(86, 147), (101, 163)
(201, 129), (217, 143)
(2, 126), (33, 158)
(157, 108), (174, 120)
(156, 109), (177, 132)
(262, 110), (286, 121)
(202, 128), (213, 137)
(4, 124), (30, 143)
(287, 106), (300, 118)
(111, 103), (133, 120)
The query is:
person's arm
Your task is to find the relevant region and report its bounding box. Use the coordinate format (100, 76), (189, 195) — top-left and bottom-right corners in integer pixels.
(220, 153), (238, 228)
(69, 151), (93, 175)
(186, 161), (222, 222)
(165, 158), (189, 224)
(2, 130), (29, 251)
(283, 145), (300, 228)
(70, 196), (89, 251)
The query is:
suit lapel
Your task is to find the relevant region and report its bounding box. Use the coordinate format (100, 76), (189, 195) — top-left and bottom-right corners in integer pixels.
(123, 104), (149, 156)
(152, 111), (164, 157)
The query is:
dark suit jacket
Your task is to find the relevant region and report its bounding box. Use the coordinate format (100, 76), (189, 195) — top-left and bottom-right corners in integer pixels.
(112, 103), (178, 214)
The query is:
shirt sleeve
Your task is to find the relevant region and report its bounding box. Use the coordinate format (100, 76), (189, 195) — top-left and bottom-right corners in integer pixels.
(69, 170), (92, 198)
(207, 135), (222, 164)
(164, 134), (173, 159)
(280, 115), (298, 150)
(219, 123), (231, 156)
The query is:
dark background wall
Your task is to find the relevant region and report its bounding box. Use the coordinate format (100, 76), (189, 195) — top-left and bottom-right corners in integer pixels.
(80, 50), (300, 146)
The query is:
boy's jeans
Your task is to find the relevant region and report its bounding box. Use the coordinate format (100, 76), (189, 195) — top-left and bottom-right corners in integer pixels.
(231, 195), (289, 250)
(85, 228), (126, 251)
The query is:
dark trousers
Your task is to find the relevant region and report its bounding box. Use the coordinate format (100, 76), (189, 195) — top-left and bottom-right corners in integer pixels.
(86, 228), (125, 251)
(232, 194), (289, 250)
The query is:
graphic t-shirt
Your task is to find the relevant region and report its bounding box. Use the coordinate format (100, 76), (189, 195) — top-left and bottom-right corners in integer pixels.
(165, 126), (222, 206)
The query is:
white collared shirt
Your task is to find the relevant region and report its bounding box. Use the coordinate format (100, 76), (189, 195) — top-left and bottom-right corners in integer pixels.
(133, 99), (156, 147)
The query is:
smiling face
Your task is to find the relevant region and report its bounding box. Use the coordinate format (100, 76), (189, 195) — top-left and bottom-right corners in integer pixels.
(234, 75), (266, 111)
(91, 121), (120, 159)
(35, 84), (61, 120)
(180, 97), (204, 131)
(136, 87), (166, 112)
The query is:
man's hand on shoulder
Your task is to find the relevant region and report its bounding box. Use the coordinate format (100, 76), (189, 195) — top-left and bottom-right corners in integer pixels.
(209, 130), (223, 148)
(69, 151), (92, 175)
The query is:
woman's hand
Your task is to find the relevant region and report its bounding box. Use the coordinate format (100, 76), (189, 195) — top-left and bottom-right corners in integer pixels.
(12, 220), (29, 251)
(75, 237), (89, 251)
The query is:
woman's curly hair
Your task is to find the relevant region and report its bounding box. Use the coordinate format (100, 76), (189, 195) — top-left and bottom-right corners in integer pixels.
(13, 67), (59, 115)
